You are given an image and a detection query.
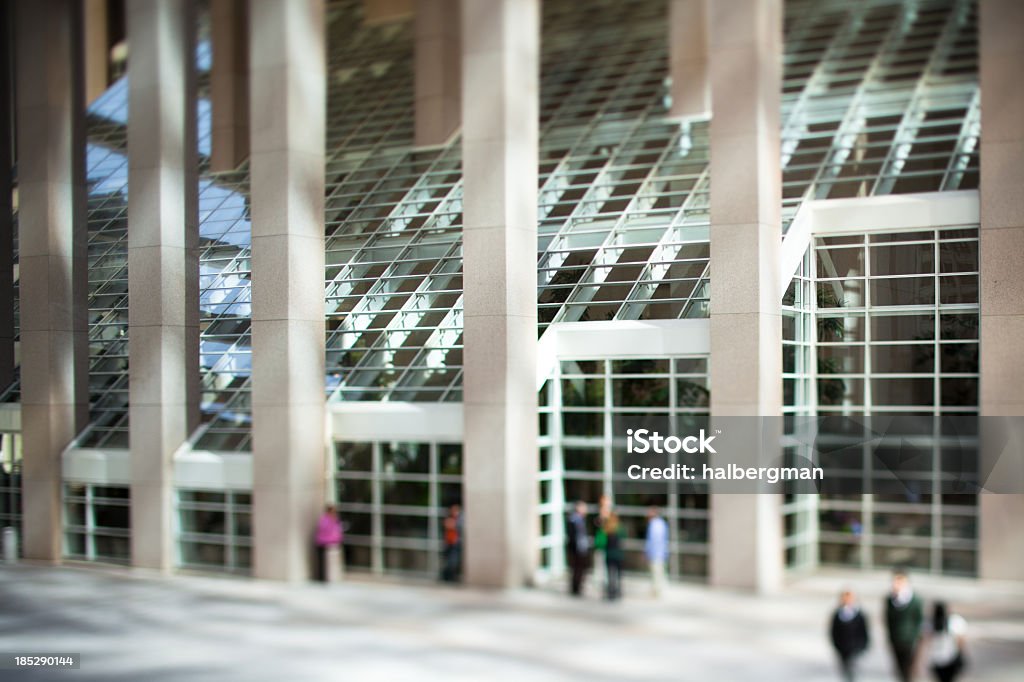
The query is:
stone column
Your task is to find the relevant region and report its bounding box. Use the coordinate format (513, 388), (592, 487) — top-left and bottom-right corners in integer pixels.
(978, 0), (1024, 582)
(249, 0), (326, 582)
(461, 0), (540, 588)
(669, 0), (710, 120)
(210, 0), (250, 172)
(15, 0), (89, 562)
(84, 0), (110, 105)
(707, 0), (784, 592)
(415, 0), (460, 147)
(127, 0), (199, 572)
(0, 4), (13, 392)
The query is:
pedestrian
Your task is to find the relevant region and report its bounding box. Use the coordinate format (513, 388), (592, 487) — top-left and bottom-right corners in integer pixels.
(645, 506), (668, 597)
(885, 569), (924, 682)
(830, 589), (870, 681)
(566, 500), (590, 597)
(927, 602), (967, 682)
(440, 503), (463, 582)
(603, 512), (624, 601)
(592, 494), (611, 596)
(314, 504), (344, 582)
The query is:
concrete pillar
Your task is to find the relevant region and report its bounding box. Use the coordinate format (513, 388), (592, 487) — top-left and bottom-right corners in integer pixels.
(127, 0), (199, 572)
(210, 0), (249, 172)
(669, 0), (711, 120)
(363, 0), (413, 25)
(249, 0), (326, 582)
(707, 0), (784, 592)
(415, 0), (460, 147)
(15, 0), (90, 562)
(0, 3), (14, 392)
(978, 0), (1024, 582)
(461, 0), (540, 589)
(84, 0), (110, 105)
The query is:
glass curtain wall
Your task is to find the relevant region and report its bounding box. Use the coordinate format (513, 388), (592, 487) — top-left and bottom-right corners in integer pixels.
(334, 441), (462, 577)
(63, 483), (131, 564)
(0, 434), (21, 554)
(783, 253), (819, 571)
(808, 226), (980, 575)
(539, 357), (711, 581)
(176, 489), (253, 574)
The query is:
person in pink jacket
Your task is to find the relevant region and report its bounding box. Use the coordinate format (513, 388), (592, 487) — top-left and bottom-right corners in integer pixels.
(315, 505), (344, 582)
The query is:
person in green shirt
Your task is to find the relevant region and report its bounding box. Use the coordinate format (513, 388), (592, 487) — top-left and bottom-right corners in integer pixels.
(885, 570), (924, 682)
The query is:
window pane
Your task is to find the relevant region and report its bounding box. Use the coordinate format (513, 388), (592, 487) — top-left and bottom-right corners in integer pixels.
(336, 478), (372, 505)
(381, 481), (429, 507)
(939, 275), (978, 304)
(818, 314), (864, 343)
(817, 247), (865, 278)
(938, 241), (978, 273)
(562, 378), (604, 407)
(337, 442), (373, 472)
(439, 444), (462, 475)
(941, 378), (978, 407)
(382, 443), (429, 475)
(612, 377), (670, 407)
(564, 447), (603, 473)
(871, 277), (934, 306)
(182, 541), (226, 566)
(871, 314), (934, 341)
(818, 346), (864, 374)
(93, 503), (130, 530)
(611, 359), (669, 374)
(382, 514), (430, 539)
(870, 243), (934, 276)
(562, 412), (603, 437)
(872, 378), (934, 406)
(180, 508), (227, 535)
(676, 378), (710, 408)
(871, 344), (934, 373)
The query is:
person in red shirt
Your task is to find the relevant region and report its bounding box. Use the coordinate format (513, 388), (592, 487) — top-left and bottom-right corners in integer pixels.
(441, 504), (463, 582)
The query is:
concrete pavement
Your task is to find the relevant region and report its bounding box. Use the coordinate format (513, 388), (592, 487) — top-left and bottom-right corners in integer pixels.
(0, 564), (1022, 681)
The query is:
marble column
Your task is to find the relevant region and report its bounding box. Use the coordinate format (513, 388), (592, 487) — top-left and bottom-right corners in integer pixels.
(15, 0), (90, 562)
(707, 0), (784, 592)
(415, 0), (460, 147)
(249, 0), (327, 582)
(211, 0), (250, 172)
(0, 3), (13, 392)
(978, 0), (1024, 582)
(669, 0), (711, 120)
(127, 0), (199, 571)
(84, 0), (110, 105)
(461, 0), (540, 588)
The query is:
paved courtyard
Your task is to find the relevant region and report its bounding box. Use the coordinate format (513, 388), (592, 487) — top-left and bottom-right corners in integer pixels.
(1, 563), (1022, 681)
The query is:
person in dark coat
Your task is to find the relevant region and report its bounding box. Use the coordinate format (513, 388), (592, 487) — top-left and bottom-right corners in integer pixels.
(565, 500), (590, 597)
(830, 589), (870, 681)
(927, 602), (967, 682)
(885, 570), (924, 682)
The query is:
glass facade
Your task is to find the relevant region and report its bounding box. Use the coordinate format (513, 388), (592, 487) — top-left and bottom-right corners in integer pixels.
(806, 227), (980, 575)
(0, 0), (987, 580)
(782, 253), (820, 572)
(334, 441), (462, 577)
(176, 489), (253, 574)
(781, 0), (979, 227)
(0, 434), (21, 552)
(1, 0), (979, 449)
(539, 357), (711, 580)
(63, 483), (131, 564)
